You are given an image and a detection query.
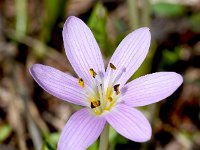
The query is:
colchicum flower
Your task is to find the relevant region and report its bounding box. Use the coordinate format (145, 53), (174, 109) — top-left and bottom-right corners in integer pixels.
(30, 16), (183, 150)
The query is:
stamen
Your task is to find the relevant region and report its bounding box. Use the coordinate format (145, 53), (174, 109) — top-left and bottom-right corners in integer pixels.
(78, 78), (84, 88)
(98, 84), (103, 101)
(89, 68), (97, 78)
(106, 87), (113, 98)
(107, 97), (113, 102)
(106, 63), (116, 87)
(113, 84), (120, 95)
(91, 100), (101, 108)
(110, 63), (116, 70)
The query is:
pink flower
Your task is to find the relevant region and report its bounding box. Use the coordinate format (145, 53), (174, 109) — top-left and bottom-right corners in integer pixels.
(30, 16), (183, 150)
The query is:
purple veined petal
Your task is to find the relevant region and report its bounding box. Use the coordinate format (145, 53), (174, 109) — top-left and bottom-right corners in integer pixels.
(122, 72), (183, 107)
(106, 27), (151, 86)
(63, 16), (105, 86)
(105, 104), (151, 142)
(57, 108), (106, 150)
(30, 64), (89, 106)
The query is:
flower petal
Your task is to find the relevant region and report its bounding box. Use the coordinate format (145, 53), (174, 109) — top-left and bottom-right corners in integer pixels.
(105, 104), (151, 142)
(106, 27), (151, 85)
(63, 16), (105, 85)
(58, 108), (106, 150)
(122, 72), (183, 107)
(30, 64), (88, 106)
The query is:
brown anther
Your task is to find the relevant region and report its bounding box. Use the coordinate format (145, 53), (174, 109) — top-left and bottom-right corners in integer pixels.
(108, 97), (113, 102)
(110, 63), (116, 70)
(89, 68), (97, 78)
(113, 84), (120, 95)
(78, 78), (84, 88)
(91, 100), (101, 109)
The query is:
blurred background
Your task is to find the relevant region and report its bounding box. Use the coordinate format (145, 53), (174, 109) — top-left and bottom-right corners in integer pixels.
(0, 0), (200, 150)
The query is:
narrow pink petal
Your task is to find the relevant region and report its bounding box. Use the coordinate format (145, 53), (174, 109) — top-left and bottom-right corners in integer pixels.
(122, 72), (183, 107)
(106, 27), (151, 85)
(63, 16), (105, 86)
(105, 104), (151, 142)
(58, 108), (106, 150)
(30, 64), (88, 106)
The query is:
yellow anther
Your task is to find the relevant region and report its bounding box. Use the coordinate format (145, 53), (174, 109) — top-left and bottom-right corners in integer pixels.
(89, 68), (97, 78)
(94, 109), (101, 115)
(114, 84), (120, 95)
(91, 100), (101, 109)
(78, 78), (84, 88)
(110, 63), (116, 70)
(108, 97), (113, 102)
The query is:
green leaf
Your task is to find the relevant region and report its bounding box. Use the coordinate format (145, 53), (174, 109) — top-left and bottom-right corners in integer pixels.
(189, 12), (200, 32)
(40, 0), (66, 42)
(109, 126), (118, 142)
(87, 2), (114, 57)
(162, 47), (181, 65)
(43, 132), (60, 150)
(108, 126), (118, 150)
(116, 135), (128, 144)
(88, 140), (98, 150)
(0, 124), (12, 143)
(152, 2), (185, 17)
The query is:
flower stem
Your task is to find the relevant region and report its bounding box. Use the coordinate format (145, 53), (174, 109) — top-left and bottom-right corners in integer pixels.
(99, 123), (109, 150)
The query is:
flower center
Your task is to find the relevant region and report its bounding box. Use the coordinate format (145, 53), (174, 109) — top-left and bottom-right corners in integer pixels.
(78, 63), (121, 116)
